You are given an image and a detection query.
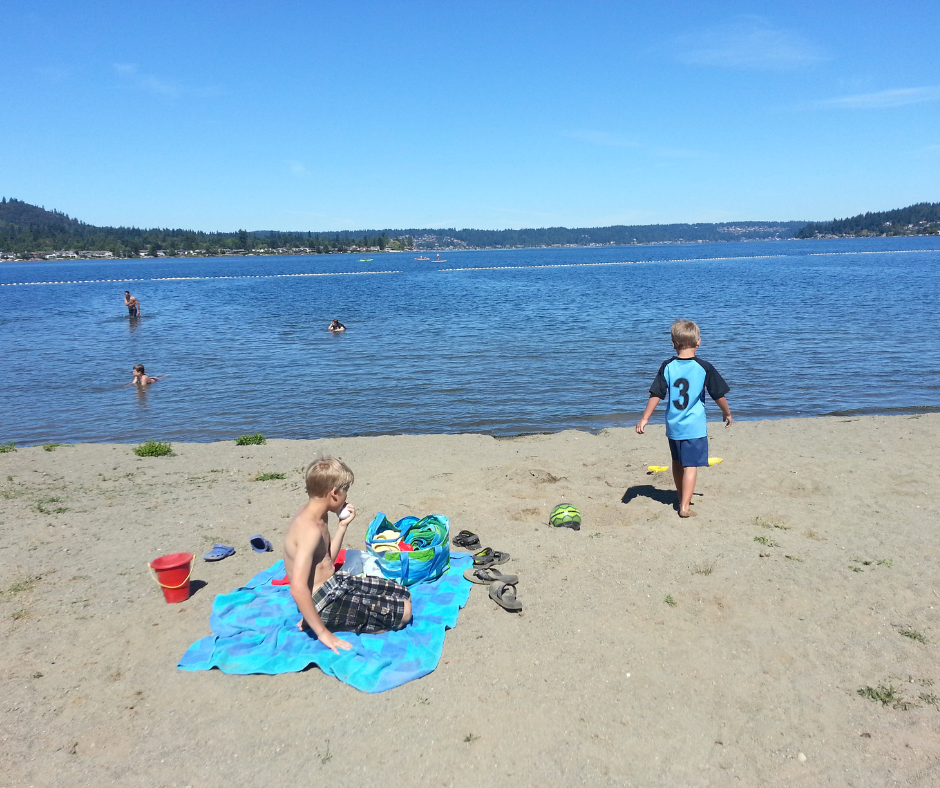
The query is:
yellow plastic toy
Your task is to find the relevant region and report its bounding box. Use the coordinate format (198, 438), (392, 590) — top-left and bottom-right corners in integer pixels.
(648, 459), (722, 472)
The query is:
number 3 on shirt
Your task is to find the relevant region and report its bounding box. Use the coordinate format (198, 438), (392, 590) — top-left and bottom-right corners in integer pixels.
(672, 378), (689, 410)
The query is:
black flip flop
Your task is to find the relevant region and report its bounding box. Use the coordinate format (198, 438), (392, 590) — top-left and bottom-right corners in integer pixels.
(472, 547), (510, 568)
(463, 567), (518, 585)
(452, 530), (481, 549)
(489, 582), (522, 612)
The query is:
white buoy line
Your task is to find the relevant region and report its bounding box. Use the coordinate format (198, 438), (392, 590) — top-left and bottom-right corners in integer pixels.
(0, 270), (402, 287)
(2, 248), (935, 285)
(440, 247), (939, 272)
(440, 254), (789, 272)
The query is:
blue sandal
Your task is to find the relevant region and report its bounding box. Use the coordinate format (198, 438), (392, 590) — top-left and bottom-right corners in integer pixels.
(250, 533), (273, 553)
(203, 544), (235, 561)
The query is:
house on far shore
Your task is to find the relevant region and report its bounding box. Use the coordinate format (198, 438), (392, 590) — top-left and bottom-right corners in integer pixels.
(78, 250), (114, 259)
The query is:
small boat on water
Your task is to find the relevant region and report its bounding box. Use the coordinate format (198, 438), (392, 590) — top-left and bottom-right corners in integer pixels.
(358, 257), (373, 262)
(415, 256), (430, 261)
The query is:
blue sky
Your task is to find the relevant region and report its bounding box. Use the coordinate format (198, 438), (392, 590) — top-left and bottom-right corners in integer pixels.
(3, 1), (940, 231)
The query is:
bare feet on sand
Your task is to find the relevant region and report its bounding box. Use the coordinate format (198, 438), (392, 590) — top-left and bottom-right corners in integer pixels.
(678, 507), (697, 518)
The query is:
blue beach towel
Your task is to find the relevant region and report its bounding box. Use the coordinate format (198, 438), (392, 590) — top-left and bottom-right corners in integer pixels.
(178, 551), (473, 693)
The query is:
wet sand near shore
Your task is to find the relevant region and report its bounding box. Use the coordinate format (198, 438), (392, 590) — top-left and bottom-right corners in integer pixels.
(1, 414), (939, 787)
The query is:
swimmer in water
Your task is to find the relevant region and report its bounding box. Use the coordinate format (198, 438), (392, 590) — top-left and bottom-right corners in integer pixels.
(124, 291), (141, 317)
(328, 319), (346, 333)
(131, 364), (160, 386)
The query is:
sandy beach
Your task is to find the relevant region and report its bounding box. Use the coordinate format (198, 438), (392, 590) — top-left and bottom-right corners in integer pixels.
(2, 413), (939, 787)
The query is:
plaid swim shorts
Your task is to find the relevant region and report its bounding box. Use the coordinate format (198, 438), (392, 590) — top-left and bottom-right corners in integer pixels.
(312, 571), (411, 634)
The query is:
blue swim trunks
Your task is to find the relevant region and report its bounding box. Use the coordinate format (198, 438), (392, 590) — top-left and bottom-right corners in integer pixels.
(668, 436), (709, 468)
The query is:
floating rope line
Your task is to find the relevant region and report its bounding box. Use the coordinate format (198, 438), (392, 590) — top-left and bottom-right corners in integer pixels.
(1, 247), (935, 284)
(0, 270), (402, 287)
(440, 248), (938, 272)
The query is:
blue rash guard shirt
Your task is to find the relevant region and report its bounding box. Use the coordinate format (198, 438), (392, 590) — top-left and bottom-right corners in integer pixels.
(649, 357), (730, 440)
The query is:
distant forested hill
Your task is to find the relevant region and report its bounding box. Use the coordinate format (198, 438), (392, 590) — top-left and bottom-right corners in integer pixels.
(0, 198), (404, 257)
(796, 202), (940, 238)
(0, 196), (802, 258)
(0, 198), (81, 230)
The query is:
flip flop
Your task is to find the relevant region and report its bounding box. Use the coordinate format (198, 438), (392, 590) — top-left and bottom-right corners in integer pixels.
(472, 547), (510, 568)
(203, 544), (235, 561)
(250, 533), (273, 553)
(452, 530), (481, 549)
(489, 582), (522, 612)
(463, 567), (519, 585)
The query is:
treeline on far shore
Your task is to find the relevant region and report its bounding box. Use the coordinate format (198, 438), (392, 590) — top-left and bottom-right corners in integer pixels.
(796, 202), (940, 238)
(0, 198), (413, 257)
(4, 196), (940, 259)
(0, 227), (412, 258)
(0, 198), (806, 257)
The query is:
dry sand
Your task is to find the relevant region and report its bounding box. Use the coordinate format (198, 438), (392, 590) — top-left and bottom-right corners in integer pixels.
(1, 414), (939, 787)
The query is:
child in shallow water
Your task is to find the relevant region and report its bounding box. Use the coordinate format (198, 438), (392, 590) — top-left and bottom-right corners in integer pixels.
(131, 364), (160, 386)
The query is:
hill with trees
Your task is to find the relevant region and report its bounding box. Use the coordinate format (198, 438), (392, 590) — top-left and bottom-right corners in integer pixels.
(11, 196), (937, 258)
(795, 202), (940, 238)
(0, 198), (407, 258)
(0, 197), (805, 258)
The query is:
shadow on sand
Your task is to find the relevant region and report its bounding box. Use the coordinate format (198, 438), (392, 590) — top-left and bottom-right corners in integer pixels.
(621, 484), (678, 507)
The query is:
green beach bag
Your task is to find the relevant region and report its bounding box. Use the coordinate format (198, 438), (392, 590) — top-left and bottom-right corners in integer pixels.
(365, 512), (451, 586)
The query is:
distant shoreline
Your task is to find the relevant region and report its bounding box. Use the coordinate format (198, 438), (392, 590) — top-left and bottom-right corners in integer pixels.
(6, 232), (940, 264)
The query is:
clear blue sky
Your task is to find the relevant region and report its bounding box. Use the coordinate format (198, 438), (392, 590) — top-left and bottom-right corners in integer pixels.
(3, 1), (939, 232)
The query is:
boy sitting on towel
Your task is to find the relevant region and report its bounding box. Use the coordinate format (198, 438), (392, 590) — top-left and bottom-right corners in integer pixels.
(284, 457), (412, 653)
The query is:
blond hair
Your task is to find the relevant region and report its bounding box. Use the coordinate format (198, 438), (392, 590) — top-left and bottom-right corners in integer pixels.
(671, 320), (700, 350)
(304, 457), (354, 498)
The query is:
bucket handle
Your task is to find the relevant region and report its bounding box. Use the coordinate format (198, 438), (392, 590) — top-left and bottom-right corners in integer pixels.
(148, 556), (195, 589)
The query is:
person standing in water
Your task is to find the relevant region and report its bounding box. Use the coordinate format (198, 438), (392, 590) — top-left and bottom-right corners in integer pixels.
(124, 291), (141, 317)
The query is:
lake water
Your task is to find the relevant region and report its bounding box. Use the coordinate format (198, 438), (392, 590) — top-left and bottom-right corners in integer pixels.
(1, 238), (939, 444)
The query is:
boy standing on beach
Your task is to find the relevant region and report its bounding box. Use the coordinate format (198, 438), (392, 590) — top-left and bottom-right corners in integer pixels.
(636, 320), (732, 518)
(284, 458), (412, 653)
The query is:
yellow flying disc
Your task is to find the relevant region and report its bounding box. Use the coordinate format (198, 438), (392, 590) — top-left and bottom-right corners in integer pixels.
(708, 457), (723, 466)
(647, 465), (669, 473)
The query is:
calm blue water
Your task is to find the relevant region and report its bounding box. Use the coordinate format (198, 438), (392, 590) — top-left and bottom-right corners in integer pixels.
(1, 238), (939, 444)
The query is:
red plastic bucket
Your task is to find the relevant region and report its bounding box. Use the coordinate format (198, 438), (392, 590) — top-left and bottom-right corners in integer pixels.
(149, 552), (195, 603)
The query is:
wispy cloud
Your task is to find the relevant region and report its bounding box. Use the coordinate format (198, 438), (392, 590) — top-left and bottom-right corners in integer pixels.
(111, 63), (221, 98)
(564, 130), (703, 160)
(672, 16), (824, 71)
(113, 62), (179, 97)
(287, 160), (309, 177)
(816, 86), (940, 109)
(563, 130), (639, 148)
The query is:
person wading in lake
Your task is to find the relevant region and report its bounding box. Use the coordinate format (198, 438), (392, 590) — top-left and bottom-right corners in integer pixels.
(124, 291), (141, 317)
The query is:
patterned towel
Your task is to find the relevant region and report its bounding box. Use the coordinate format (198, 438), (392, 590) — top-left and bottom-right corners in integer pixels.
(178, 551), (473, 693)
